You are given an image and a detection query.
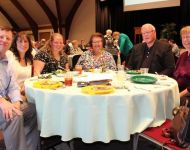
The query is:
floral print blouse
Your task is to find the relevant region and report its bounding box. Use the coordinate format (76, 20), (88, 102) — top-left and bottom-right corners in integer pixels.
(76, 50), (116, 70)
(34, 51), (68, 74)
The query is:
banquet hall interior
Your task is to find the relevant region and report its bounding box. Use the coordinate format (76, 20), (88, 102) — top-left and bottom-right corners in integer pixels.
(1, 0), (190, 150)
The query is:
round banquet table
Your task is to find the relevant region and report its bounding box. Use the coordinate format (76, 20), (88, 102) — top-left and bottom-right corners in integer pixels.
(24, 72), (180, 143)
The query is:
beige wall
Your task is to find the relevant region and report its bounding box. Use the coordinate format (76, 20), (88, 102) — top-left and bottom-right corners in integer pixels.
(0, 12), (12, 27)
(68, 0), (96, 43)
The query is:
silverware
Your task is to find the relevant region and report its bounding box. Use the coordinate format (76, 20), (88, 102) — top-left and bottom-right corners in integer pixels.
(134, 86), (151, 92)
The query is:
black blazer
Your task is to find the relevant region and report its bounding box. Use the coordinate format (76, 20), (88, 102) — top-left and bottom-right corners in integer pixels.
(128, 40), (175, 76)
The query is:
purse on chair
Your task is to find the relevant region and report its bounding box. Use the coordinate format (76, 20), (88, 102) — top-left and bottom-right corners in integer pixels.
(162, 100), (190, 148)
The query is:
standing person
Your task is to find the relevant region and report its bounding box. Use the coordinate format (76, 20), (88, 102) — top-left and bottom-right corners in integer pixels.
(173, 26), (190, 107)
(33, 33), (69, 75)
(79, 39), (87, 52)
(104, 29), (117, 55)
(112, 31), (133, 63)
(0, 26), (39, 150)
(128, 23), (175, 76)
(77, 32), (116, 71)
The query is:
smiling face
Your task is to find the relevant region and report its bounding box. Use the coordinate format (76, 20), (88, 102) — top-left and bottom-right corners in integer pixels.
(50, 34), (64, 53)
(181, 27), (190, 51)
(16, 35), (29, 54)
(141, 24), (156, 47)
(0, 28), (12, 58)
(91, 36), (103, 54)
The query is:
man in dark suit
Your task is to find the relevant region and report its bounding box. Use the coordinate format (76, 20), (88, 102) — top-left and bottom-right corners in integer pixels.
(128, 23), (175, 76)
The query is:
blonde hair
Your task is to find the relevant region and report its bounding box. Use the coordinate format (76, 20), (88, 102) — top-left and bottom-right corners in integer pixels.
(71, 40), (78, 45)
(42, 33), (64, 56)
(180, 26), (190, 37)
(106, 29), (112, 34)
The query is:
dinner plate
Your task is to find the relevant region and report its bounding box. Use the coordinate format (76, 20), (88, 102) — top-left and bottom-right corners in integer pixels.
(81, 85), (115, 94)
(131, 75), (157, 84)
(127, 70), (141, 74)
(33, 79), (63, 89)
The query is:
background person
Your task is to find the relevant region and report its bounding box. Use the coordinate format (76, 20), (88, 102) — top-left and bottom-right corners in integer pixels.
(112, 31), (133, 64)
(70, 40), (83, 55)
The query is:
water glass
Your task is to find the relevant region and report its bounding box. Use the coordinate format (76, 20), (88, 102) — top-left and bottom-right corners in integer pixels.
(140, 68), (149, 74)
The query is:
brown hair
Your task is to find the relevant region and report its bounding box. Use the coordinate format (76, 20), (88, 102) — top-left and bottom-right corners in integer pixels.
(11, 31), (33, 65)
(88, 32), (105, 47)
(0, 26), (12, 31)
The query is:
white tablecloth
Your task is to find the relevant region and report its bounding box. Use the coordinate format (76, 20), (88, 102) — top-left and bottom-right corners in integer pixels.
(25, 73), (180, 143)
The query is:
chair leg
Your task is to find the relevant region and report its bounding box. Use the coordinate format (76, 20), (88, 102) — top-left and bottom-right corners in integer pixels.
(133, 133), (139, 150)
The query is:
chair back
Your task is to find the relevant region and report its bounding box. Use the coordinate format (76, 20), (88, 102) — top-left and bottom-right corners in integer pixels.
(72, 55), (81, 70)
(112, 55), (118, 65)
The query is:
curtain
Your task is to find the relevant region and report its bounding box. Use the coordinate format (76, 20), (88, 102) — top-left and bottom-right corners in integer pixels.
(95, 0), (111, 34)
(96, 0), (190, 45)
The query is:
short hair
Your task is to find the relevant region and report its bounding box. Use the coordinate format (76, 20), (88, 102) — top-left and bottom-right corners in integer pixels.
(0, 26), (12, 31)
(106, 29), (112, 34)
(88, 32), (105, 47)
(180, 26), (190, 37)
(71, 40), (78, 45)
(112, 31), (120, 37)
(141, 23), (156, 31)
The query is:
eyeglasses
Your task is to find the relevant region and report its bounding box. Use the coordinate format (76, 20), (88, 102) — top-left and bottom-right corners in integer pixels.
(142, 30), (154, 35)
(92, 40), (102, 44)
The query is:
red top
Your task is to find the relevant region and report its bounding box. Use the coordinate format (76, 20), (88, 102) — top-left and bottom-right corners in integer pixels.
(173, 51), (190, 92)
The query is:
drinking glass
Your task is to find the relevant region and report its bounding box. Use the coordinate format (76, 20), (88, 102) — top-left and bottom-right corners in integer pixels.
(64, 72), (73, 86)
(75, 65), (82, 74)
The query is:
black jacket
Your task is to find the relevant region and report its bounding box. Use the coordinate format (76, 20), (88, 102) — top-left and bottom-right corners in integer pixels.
(128, 40), (175, 76)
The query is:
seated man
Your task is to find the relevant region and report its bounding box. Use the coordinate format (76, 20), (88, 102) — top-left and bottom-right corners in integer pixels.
(128, 23), (175, 76)
(0, 26), (39, 150)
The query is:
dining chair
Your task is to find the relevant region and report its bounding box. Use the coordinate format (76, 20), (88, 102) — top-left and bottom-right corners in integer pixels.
(72, 55), (81, 70)
(112, 54), (118, 65)
(133, 119), (187, 150)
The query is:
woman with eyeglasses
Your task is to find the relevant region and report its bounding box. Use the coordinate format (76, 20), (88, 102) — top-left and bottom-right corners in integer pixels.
(33, 33), (69, 75)
(173, 26), (190, 107)
(76, 32), (116, 71)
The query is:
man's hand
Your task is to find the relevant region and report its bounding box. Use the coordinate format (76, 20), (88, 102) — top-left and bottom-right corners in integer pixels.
(0, 98), (22, 121)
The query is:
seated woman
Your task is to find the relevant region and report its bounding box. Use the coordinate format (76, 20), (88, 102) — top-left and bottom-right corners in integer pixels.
(173, 26), (190, 107)
(33, 33), (69, 75)
(77, 32), (116, 71)
(70, 40), (83, 55)
(9, 32), (34, 100)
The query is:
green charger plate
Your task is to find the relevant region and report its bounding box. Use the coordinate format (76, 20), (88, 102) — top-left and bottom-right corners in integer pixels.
(127, 70), (141, 74)
(131, 75), (157, 84)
